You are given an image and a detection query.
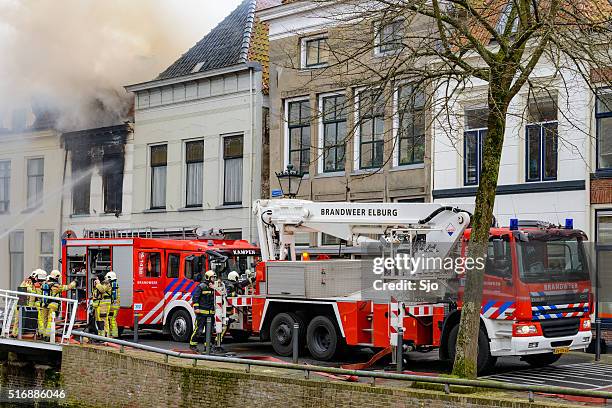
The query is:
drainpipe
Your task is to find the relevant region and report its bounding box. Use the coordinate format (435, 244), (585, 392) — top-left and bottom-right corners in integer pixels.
(248, 67), (255, 243)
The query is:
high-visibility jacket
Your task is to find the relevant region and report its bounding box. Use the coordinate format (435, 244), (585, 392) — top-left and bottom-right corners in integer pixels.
(18, 279), (35, 306)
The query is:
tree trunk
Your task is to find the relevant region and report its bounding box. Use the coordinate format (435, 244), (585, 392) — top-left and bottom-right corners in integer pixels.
(452, 84), (509, 379)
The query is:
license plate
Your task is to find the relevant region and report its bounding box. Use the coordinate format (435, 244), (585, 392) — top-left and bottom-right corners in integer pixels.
(553, 346), (570, 354)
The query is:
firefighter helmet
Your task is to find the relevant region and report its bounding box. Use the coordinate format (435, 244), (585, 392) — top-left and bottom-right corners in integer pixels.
(29, 270), (39, 278)
(105, 271), (117, 281)
(204, 270), (216, 280)
(49, 270), (62, 282)
(36, 270), (48, 281)
(227, 271), (240, 282)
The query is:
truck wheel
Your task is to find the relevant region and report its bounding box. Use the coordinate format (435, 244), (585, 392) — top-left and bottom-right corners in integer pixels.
(169, 309), (192, 343)
(270, 313), (298, 356)
(447, 325), (497, 375)
(522, 353), (562, 367)
(307, 316), (339, 361)
(229, 329), (251, 343)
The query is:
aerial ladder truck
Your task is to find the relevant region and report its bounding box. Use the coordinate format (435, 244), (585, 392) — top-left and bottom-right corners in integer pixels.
(229, 199), (593, 373)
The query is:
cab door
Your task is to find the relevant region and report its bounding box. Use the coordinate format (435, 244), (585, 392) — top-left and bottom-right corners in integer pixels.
(481, 237), (517, 320)
(133, 249), (165, 325)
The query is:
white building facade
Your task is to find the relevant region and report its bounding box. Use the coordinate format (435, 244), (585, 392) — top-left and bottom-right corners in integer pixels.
(432, 63), (592, 235)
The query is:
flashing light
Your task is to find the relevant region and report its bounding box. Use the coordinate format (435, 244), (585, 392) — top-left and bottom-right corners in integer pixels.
(509, 218), (519, 230)
(302, 252), (310, 261)
(565, 218), (574, 229)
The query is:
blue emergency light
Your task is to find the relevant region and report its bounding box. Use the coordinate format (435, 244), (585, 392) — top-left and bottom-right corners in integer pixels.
(271, 189), (283, 198)
(509, 218), (519, 230)
(565, 218), (573, 229)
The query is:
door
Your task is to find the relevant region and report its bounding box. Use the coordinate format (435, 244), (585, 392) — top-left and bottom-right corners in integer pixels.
(133, 250), (165, 325)
(481, 237), (517, 320)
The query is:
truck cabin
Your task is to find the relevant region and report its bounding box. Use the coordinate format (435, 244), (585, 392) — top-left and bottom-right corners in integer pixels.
(62, 238), (260, 322)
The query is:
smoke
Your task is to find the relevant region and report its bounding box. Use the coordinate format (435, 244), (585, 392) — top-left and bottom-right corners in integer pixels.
(0, 0), (236, 131)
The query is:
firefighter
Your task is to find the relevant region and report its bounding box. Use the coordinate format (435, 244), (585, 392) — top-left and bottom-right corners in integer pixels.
(44, 270), (76, 341)
(226, 270), (254, 297)
(105, 271), (121, 338)
(35, 270), (50, 339)
(11, 270), (38, 337)
(189, 270), (216, 352)
(92, 274), (112, 337)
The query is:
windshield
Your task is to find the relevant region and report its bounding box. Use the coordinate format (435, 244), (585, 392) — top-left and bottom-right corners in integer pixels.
(518, 237), (589, 283)
(213, 251), (260, 280)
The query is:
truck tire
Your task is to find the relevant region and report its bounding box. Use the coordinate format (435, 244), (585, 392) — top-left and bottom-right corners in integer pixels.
(229, 329), (251, 343)
(270, 313), (298, 356)
(447, 324), (497, 375)
(522, 353), (562, 367)
(169, 309), (192, 343)
(306, 316), (339, 361)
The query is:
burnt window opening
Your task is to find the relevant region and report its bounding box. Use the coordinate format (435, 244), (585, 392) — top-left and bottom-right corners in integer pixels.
(103, 153), (124, 214)
(71, 152), (91, 215)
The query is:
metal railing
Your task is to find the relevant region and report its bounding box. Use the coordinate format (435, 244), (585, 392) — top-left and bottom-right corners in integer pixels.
(72, 330), (612, 403)
(0, 289), (78, 345)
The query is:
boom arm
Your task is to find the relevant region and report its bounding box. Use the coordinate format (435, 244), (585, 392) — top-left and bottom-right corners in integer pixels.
(254, 199), (474, 262)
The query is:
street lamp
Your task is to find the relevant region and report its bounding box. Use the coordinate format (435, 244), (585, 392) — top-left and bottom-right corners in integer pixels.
(275, 163), (303, 198)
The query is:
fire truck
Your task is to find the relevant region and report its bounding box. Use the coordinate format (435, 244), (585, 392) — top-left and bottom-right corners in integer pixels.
(61, 230), (259, 342)
(234, 199), (593, 373)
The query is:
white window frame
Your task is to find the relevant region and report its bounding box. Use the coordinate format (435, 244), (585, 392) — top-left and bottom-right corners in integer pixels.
(220, 133), (244, 206)
(182, 138), (205, 208)
(392, 83), (427, 169)
(39, 230), (54, 271)
(353, 87), (385, 170)
(148, 142), (168, 210)
(284, 96), (311, 172)
(300, 35), (329, 69)
(318, 91), (347, 174)
(374, 19), (405, 57)
(25, 156), (44, 210)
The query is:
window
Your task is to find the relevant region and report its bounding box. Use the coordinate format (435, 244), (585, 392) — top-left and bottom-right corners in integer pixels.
(167, 254), (180, 278)
(596, 90), (612, 171)
(185, 140), (204, 207)
(72, 152), (91, 215)
(322, 95), (347, 172)
(358, 90), (385, 169)
(0, 161), (10, 213)
(287, 100), (311, 174)
(376, 20), (404, 54)
(9, 231), (24, 290)
(143, 252), (162, 278)
(526, 95), (558, 182)
(26, 158), (44, 209)
(150, 145), (167, 209)
(397, 85), (425, 165)
(223, 135), (243, 205)
(597, 211), (612, 243)
(495, 3), (519, 35)
(463, 108), (488, 185)
(224, 230), (242, 240)
(303, 37), (329, 68)
(40, 231), (54, 271)
(103, 153), (124, 214)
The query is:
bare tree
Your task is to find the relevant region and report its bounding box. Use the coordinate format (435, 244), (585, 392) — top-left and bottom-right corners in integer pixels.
(270, 0), (612, 378)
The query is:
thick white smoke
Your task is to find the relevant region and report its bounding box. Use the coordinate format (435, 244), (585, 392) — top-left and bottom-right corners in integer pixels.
(0, 0), (241, 131)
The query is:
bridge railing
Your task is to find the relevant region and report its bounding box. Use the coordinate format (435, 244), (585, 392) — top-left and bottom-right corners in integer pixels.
(0, 289), (78, 345)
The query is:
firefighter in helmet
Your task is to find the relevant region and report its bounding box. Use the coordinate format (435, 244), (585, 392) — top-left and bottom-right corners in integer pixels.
(189, 270), (216, 351)
(11, 270), (39, 337)
(34, 270), (48, 339)
(92, 273), (112, 337)
(44, 270), (76, 341)
(226, 270), (254, 297)
(105, 271), (121, 338)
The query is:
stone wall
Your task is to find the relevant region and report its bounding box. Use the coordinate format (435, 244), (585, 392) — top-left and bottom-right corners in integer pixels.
(59, 346), (574, 408)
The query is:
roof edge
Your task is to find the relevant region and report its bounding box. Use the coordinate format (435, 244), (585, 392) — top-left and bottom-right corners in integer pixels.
(239, 0), (258, 63)
(125, 62), (261, 93)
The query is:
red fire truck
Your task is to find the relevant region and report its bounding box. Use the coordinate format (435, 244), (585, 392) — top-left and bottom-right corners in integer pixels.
(234, 199), (593, 373)
(61, 232), (259, 342)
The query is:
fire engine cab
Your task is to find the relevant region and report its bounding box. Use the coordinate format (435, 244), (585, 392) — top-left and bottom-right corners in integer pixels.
(61, 230), (259, 342)
(236, 199), (593, 373)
